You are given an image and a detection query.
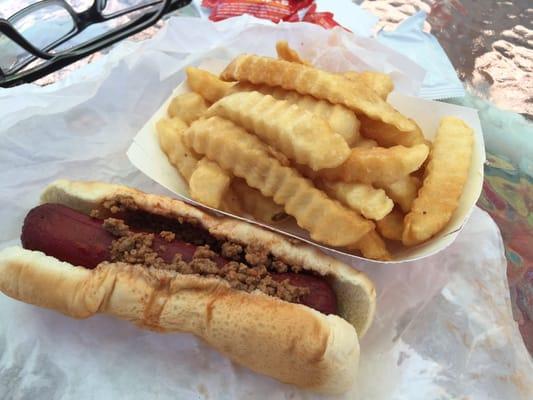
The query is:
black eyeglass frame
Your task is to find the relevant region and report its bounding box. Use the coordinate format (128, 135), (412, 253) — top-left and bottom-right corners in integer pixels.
(0, 0), (192, 87)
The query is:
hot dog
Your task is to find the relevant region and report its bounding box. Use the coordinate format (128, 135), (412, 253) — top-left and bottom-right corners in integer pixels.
(0, 180), (376, 394)
(21, 203), (337, 314)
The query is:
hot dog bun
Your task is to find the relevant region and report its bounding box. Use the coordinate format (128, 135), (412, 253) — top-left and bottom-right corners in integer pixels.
(0, 180), (376, 393)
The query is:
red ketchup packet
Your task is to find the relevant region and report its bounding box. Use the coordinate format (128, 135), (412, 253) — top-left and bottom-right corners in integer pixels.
(301, 4), (343, 30)
(201, 0), (342, 29)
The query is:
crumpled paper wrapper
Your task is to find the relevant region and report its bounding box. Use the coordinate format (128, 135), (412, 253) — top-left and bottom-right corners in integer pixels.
(0, 16), (531, 400)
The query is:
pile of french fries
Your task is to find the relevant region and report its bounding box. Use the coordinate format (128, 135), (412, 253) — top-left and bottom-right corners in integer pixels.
(156, 41), (474, 260)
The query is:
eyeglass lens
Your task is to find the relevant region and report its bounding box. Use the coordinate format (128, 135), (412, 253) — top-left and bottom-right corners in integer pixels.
(0, 3), (75, 73)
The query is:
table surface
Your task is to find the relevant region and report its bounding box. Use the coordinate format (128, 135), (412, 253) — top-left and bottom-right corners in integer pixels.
(358, 0), (533, 356)
(1, 0), (532, 354)
(359, 0), (533, 353)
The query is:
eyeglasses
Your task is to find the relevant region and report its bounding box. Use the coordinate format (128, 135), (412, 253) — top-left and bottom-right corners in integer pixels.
(0, 0), (192, 87)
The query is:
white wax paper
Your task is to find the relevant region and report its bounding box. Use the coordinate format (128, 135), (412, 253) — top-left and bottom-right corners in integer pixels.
(0, 16), (531, 400)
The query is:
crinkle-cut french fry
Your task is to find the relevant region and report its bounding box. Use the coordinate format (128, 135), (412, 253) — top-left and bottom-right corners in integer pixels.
(183, 116), (374, 246)
(186, 67), (234, 103)
(359, 115), (426, 147)
(319, 180), (393, 221)
(266, 145), (291, 167)
(403, 117), (474, 246)
(376, 208), (404, 241)
(220, 187), (244, 215)
(378, 176), (421, 213)
(189, 158), (231, 209)
(156, 117), (200, 182)
(275, 40), (393, 102)
(236, 83), (360, 146)
(206, 91), (350, 170)
(221, 54), (415, 132)
(319, 144), (429, 185)
(355, 138), (378, 149)
(276, 40), (310, 65)
(231, 178), (288, 223)
(348, 230), (390, 260)
(276, 40), (393, 104)
(184, 70), (360, 145)
(167, 92), (208, 125)
(292, 162), (318, 181)
(275, 40), (393, 122)
(343, 71), (394, 100)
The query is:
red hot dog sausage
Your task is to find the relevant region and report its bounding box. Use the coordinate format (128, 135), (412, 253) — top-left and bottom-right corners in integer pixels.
(22, 204), (114, 269)
(272, 273), (337, 316)
(21, 204), (206, 268)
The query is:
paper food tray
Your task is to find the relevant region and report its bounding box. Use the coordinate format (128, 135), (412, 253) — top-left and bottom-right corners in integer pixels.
(127, 57), (485, 263)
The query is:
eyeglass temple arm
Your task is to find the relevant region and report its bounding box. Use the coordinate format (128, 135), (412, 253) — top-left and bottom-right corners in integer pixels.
(66, 0), (174, 58)
(95, 1), (171, 21)
(0, 19), (55, 59)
